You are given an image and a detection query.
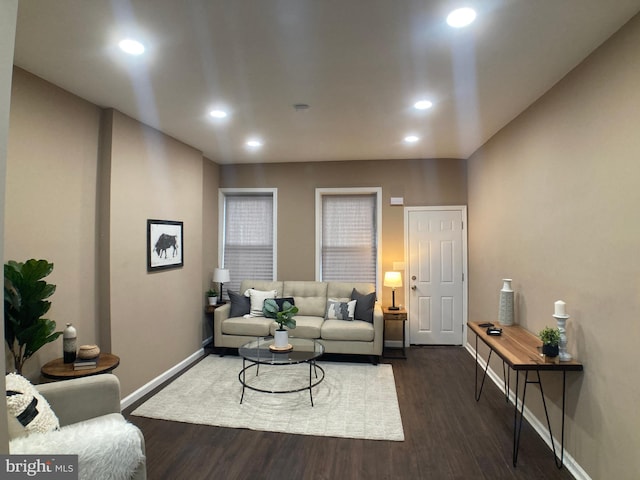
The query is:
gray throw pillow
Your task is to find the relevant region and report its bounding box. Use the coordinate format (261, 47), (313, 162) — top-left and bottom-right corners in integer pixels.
(351, 288), (376, 323)
(228, 290), (251, 317)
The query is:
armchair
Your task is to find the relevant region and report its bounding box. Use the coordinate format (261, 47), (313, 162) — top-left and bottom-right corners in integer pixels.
(9, 374), (146, 480)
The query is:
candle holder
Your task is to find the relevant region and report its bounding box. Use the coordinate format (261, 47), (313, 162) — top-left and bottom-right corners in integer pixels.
(553, 314), (572, 361)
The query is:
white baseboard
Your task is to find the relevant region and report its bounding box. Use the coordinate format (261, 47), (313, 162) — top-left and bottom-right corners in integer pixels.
(121, 348), (205, 410)
(464, 342), (590, 480)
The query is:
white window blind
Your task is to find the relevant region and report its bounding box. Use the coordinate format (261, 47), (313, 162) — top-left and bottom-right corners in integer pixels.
(222, 194), (274, 295)
(321, 194), (377, 283)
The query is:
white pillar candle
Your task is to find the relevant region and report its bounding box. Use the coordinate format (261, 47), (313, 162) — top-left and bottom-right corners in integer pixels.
(554, 300), (566, 316)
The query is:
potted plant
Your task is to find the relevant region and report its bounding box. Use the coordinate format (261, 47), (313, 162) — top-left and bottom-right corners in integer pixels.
(538, 326), (560, 357)
(4, 259), (62, 374)
(263, 299), (298, 348)
(206, 289), (218, 306)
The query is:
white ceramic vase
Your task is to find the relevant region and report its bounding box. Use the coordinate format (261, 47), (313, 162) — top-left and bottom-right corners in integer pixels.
(208, 296), (217, 306)
(498, 279), (514, 326)
(274, 329), (289, 348)
(63, 323), (77, 363)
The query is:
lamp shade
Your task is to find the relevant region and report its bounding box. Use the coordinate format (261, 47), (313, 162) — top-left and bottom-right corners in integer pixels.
(213, 268), (230, 283)
(384, 271), (402, 288)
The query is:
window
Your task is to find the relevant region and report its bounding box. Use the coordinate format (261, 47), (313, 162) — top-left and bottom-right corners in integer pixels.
(316, 188), (381, 290)
(219, 189), (277, 296)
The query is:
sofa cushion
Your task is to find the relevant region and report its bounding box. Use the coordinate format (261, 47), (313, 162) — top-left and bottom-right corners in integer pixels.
(283, 281), (328, 317)
(269, 315), (324, 339)
(222, 316), (274, 336)
(239, 280), (284, 297)
(351, 288), (376, 323)
(244, 289), (277, 316)
(321, 319), (375, 342)
(327, 282), (375, 301)
(325, 299), (356, 321)
(228, 290), (251, 317)
(6, 373), (59, 440)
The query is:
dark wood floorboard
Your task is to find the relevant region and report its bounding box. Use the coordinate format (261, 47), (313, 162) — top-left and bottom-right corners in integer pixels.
(124, 346), (576, 480)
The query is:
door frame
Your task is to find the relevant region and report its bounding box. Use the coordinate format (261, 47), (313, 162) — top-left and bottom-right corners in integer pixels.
(403, 205), (468, 346)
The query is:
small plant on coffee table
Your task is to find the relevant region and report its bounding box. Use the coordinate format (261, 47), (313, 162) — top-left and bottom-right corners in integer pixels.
(263, 299), (298, 330)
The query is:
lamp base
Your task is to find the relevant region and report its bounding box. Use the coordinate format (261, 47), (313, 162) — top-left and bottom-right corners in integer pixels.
(388, 306), (400, 311)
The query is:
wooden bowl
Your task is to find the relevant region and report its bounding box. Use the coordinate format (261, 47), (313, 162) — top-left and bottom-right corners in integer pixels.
(78, 344), (100, 359)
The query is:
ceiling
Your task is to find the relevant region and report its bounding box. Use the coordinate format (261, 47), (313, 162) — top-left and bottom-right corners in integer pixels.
(13, 1), (640, 164)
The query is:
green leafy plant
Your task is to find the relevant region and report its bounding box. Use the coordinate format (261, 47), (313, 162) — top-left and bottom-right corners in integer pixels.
(4, 259), (61, 374)
(206, 289), (218, 297)
(538, 326), (560, 346)
(263, 299), (298, 330)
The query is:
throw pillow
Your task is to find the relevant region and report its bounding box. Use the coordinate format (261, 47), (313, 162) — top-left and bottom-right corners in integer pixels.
(325, 299), (357, 321)
(6, 373), (60, 440)
(228, 290), (251, 317)
(244, 289), (277, 317)
(266, 297), (295, 311)
(351, 289), (376, 323)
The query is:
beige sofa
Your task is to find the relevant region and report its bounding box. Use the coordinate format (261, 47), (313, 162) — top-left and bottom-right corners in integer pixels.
(214, 280), (383, 361)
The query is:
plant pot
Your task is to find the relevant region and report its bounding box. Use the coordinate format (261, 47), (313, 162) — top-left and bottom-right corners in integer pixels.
(274, 329), (289, 348)
(542, 344), (559, 357)
(207, 296), (217, 306)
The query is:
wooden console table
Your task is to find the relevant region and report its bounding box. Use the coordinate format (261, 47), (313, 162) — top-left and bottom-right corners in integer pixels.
(468, 322), (583, 469)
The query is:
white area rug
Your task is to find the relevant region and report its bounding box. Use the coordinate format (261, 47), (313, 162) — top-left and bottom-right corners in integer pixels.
(132, 355), (404, 441)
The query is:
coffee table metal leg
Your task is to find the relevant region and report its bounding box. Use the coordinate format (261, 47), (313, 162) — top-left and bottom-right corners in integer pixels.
(309, 361), (314, 407)
(240, 358), (246, 404)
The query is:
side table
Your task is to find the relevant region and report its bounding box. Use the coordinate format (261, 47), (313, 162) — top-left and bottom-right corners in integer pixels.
(205, 303), (225, 353)
(383, 307), (407, 359)
(41, 353), (120, 380)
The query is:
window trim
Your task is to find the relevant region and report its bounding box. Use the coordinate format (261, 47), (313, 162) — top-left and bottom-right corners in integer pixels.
(218, 188), (278, 281)
(315, 187), (382, 294)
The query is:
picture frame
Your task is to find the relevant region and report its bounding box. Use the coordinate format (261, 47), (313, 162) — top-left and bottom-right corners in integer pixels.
(147, 219), (184, 272)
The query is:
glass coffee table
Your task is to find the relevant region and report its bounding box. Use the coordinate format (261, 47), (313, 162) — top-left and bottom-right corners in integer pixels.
(238, 337), (325, 406)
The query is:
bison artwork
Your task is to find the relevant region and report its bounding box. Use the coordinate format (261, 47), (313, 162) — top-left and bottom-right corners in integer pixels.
(154, 233), (179, 259)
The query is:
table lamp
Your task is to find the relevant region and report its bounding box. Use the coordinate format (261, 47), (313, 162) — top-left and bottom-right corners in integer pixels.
(213, 268), (230, 303)
(384, 271), (402, 310)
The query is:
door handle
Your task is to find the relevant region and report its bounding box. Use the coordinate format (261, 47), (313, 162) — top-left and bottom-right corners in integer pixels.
(411, 285), (417, 290)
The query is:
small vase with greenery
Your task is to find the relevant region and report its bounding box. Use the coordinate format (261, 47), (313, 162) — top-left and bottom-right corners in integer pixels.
(263, 299), (298, 348)
(538, 326), (560, 357)
(4, 259), (62, 374)
(206, 289), (218, 305)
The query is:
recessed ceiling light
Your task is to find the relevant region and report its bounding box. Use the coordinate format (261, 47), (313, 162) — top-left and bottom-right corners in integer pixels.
(414, 100), (433, 110)
(209, 110), (228, 119)
(404, 135), (420, 143)
(118, 38), (145, 55)
(246, 139), (263, 148)
(446, 7), (477, 28)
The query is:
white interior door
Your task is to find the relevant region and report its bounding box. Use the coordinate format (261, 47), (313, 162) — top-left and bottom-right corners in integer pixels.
(405, 207), (466, 345)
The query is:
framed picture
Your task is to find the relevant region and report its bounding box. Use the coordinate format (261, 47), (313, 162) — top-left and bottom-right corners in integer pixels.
(147, 219), (184, 271)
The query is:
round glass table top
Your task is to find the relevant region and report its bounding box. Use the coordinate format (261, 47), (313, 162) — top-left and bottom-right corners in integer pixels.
(239, 337), (324, 365)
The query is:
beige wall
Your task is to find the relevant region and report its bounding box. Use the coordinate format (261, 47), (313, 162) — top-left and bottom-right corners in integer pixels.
(202, 158), (220, 339)
(6, 69), (101, 379)
(6, 70), (210, 397)
(104, 110), (205, 396)
(467, 14), (640, 479)
(220, 158), (467, 306)
(0, 0), (19, 454)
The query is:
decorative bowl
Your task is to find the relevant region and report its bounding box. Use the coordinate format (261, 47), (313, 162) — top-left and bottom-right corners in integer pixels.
(78, 344), (100, 359)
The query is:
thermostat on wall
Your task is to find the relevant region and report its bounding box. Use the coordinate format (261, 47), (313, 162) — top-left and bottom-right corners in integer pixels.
(390, 197), (404, 206)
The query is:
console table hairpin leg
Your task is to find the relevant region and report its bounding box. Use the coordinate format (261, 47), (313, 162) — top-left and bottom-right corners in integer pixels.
(473, 332), (570, 469)
(474, 334), (510, 404)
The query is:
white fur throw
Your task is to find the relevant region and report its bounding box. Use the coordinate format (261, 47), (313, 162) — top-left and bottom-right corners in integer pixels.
(10, 413), (144, 480)
(6, 373), (59, 439)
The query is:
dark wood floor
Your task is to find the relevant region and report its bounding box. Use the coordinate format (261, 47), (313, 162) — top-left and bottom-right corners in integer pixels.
(124, 346), (576, 480)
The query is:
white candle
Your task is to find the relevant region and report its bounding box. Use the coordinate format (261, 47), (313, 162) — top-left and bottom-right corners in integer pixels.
(554, 300), (566, 316)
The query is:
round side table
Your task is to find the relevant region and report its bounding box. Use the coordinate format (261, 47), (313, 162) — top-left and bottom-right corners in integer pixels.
(41, 353), (120, 380)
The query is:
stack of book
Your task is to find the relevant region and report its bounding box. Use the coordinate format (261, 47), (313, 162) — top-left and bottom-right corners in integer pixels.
(73, 355), (99, 370)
